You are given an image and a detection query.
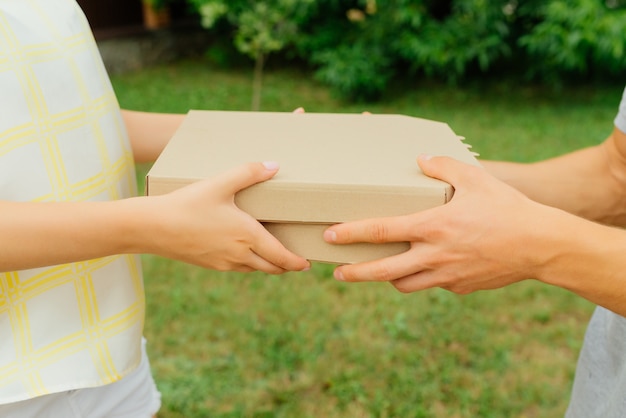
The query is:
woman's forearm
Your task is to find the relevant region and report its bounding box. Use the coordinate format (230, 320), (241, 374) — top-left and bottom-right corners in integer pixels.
(1, 162), (311, 274)
(0, 199), (146, 271)
(122, 110), (185, 163)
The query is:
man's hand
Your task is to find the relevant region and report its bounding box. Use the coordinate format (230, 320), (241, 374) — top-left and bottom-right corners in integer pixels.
(324, 155), (559, 293)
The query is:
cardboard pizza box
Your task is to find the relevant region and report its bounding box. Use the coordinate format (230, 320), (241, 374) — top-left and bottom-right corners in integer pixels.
(146, 110), (479, 264)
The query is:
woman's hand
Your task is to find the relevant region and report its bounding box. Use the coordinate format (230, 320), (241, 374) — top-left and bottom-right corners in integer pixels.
(146, 162), (310, 274)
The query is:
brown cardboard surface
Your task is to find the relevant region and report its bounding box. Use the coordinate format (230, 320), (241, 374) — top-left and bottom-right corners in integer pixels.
(146, 110), (479, 264)
(263, 223), (410, 265)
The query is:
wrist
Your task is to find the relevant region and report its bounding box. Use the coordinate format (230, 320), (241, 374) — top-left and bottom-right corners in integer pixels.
(532, 209), (626, 310)
(113, 196), (162, 255)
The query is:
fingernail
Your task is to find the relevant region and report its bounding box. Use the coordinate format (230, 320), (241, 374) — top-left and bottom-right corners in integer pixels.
(334, 269), (345, 281)
(323, 230), (337, 242)
(262, 161), (279, 170)
(418, 154), (433, 161)
(293, 107), (305, 113)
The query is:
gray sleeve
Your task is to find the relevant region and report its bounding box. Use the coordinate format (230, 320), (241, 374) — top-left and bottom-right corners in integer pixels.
(615, 86), (626, 133)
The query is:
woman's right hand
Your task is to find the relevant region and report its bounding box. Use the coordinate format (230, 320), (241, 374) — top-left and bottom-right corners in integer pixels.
(145, 161), (310, 274)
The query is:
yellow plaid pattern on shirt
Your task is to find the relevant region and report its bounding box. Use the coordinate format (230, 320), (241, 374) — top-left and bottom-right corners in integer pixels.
(0, 0), (144, 403)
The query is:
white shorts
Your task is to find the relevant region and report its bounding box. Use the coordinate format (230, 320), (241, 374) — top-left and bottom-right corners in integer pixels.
(0, 338), (161, 418)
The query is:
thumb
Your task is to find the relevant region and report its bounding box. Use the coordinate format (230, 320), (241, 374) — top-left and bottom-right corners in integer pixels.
(216, 161), (280, 196)
(417, 155), (479, 188)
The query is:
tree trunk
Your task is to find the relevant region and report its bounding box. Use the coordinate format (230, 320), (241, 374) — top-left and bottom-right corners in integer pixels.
(142, 1), (171, 30)
(251, 52), (266, 111)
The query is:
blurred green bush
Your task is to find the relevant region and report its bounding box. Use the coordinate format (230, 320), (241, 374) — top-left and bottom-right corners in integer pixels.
(185, 0), (626, 101)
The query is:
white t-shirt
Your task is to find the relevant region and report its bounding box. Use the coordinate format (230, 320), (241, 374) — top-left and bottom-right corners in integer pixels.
(0, 0), (144, 403)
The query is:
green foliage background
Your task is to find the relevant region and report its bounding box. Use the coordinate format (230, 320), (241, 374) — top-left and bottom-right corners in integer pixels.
(112, 56), (624, 417)
(183, 0), (626, 101)
(117, 2), (625, 416)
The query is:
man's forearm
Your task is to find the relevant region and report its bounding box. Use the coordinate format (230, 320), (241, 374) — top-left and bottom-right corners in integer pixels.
(532, 208), (626, 316)
(482, 137), (626, 226)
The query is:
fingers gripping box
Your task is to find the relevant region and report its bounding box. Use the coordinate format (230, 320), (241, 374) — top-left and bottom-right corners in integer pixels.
(146, 110), (479, 264)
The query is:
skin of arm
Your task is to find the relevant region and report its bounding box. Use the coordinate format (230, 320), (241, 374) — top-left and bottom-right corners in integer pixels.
(121, 109), (185, 163)
(483, 126), (626, 226)
(0, 161), (310, 274)
(323, 126), (626, 316)
(1, 108), (315, 274)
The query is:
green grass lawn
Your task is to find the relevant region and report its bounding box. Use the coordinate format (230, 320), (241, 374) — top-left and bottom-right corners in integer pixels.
(111, 59), (623, 418)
